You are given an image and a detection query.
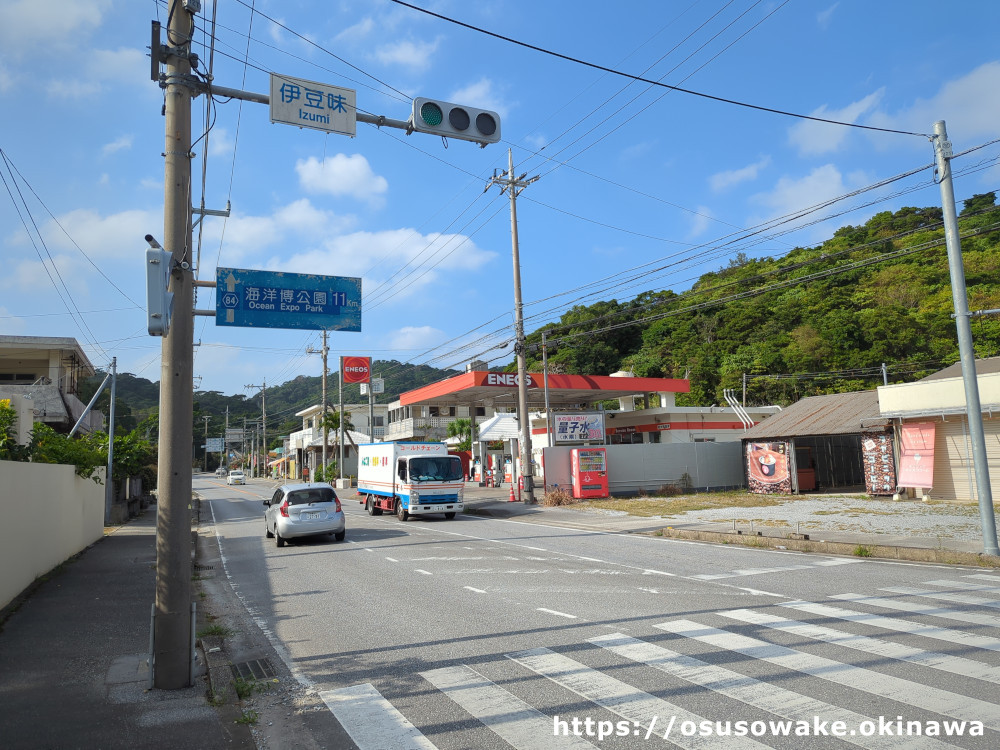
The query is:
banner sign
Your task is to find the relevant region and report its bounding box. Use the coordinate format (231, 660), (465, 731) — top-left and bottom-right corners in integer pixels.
(862, 432), (896, 495)
(897, 422), (936, 488)
(342, 356), (371, 384)
(554, 413), (605, 444)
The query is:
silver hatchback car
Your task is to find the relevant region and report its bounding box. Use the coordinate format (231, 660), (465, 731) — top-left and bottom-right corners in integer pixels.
(264, 483), (346, 547)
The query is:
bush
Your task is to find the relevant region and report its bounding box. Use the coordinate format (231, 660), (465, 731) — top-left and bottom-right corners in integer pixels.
(657, 484), (682, 497)
(543, 488), (577, 507)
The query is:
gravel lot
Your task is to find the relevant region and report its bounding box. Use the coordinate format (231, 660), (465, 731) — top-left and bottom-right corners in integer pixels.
(576, 495), (991, 542)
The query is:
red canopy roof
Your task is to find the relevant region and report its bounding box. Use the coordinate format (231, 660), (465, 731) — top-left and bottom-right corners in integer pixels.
(399, 371), (688, 408)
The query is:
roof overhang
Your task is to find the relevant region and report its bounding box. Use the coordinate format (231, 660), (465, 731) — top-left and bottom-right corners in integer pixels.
(399, 371), (689, 409)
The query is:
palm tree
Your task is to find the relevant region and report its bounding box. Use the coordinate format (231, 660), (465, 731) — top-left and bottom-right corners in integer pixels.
(320, 409), (358, 452)
(447, 418), (472, 451)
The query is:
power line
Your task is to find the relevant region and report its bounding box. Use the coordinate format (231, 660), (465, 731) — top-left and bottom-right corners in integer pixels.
(388, 0), (930, 138)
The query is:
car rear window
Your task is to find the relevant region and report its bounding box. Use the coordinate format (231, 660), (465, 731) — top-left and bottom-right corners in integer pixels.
(286, 488), (336, 505)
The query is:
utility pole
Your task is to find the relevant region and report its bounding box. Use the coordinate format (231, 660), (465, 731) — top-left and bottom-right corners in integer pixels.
(338, 365), (345, 484)
(105, 357), (117, 525)
(154, 0), (195, 690)
(201, 415), (210, 472)
(933, 120), (999, 556)
(307, 332), (330, 480)
(246, 381), (267, 477)
(487, 150), (539, 504)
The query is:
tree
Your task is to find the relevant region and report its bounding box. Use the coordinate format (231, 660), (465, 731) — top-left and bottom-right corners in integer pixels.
(447, 418), (472, 451)
(320, 410), (358, 452)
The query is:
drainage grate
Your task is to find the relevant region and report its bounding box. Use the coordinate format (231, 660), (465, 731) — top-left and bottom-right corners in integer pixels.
(230, 658), (277, 681)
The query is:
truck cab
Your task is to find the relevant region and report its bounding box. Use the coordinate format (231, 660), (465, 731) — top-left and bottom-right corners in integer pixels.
(357, 442), (465, 521)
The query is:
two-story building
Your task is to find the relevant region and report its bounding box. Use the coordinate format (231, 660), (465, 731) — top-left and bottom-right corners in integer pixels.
(0, 335), (104, 439)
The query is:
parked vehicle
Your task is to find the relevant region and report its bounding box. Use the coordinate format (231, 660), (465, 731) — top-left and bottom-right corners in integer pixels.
(227, 470), (245, 485)
(264, 483), (345, 547)
(357, 442), (464, 521)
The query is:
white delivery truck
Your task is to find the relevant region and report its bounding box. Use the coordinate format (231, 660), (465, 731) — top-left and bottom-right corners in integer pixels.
(357, 442), (465, 521)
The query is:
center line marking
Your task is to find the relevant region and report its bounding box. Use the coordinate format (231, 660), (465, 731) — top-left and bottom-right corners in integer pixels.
(464, 586), (487, 594)
(415, 569), (433, 576)
(537, 608), (578, 619)
(385, 557), (398, 563)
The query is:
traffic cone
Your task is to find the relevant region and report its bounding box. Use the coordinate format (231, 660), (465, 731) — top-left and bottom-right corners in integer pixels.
(508, 484), (517, 502)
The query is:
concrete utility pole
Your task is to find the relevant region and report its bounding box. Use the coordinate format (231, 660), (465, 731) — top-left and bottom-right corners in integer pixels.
(201, 415), (210, 472)
(487, 150), (539, 504)
(307, 332), (331, 480)
(154, 0), (195, 689)
(246, 381), (267, 477)
(105, 357), (117, 524)
(933, 120), (998, 556)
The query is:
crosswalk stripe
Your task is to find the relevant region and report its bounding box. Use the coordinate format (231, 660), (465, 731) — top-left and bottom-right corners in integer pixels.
(812, 558), (863, 567)
(589, 632), (949, 749)
(319, 683), (439, 750)
(506, 647), (769, 749)
(655, 619), (1000, 731)
(881, 585), (1000, 610)
(925, 578), (1000, 594)
(719, 608), (1000, 685)
(831, 592), (1000, 628)
(692, 564), (814, 580)
(965, 573), (1000, 583)
(421, 665), (597, 749)
(780, 600), (1000, 652)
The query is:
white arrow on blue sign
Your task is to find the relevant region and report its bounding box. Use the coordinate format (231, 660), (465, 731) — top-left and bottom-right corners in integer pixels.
(215, 267), (362, 332)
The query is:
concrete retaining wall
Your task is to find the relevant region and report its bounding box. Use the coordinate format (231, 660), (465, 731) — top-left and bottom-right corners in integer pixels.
(0, 460), (105, 609)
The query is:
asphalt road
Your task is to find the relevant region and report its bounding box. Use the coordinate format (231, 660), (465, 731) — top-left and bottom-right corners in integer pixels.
(198, 476), (1000, 749)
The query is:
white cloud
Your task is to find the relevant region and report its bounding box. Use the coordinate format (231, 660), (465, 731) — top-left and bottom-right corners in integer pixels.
(207, 127), (234, 158)
(0, 62), (12, 93)
(34, 208), (162, 260)
(788, 89), (884, 155)
(687, 207), (713, 239)
(101, 135), (133, 157)
(336, 17), (375, 43)
(710, 156), (771, 192)
(450, 78), (507, 119)
(752, 164), (869, 222)
(0, 0), (110, 56)
(385, 326), (445, 353)
(47, 48), (150, 99)
(817, 3), (839, 29)
(374, 38), (440, 72)
(295, 155), (388, 204)
(868, 61), (1000, 142)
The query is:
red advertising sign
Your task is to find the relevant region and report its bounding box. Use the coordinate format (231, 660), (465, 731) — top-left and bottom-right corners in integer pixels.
(342, 356), (371, 384)
(897, 422), (936, 488)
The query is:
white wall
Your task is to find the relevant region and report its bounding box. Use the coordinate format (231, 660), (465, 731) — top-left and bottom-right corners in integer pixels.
(542, 441), (744, 496)
(0, 460), (105, 609)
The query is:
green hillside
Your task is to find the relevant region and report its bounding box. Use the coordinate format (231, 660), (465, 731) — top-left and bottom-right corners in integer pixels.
(521, 194), (1000, 406)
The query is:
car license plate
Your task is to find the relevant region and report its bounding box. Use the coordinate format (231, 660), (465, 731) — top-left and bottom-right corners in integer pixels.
(304, 511), (320, 520)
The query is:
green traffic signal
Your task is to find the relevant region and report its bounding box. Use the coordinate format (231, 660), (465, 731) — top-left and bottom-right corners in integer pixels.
(420, 101), (443, 127)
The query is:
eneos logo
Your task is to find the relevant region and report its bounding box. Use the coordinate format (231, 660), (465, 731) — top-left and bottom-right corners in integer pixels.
(342, 356), (371, 384)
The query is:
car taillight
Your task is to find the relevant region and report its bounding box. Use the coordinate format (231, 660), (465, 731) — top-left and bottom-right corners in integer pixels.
(279, 501), (289, 518)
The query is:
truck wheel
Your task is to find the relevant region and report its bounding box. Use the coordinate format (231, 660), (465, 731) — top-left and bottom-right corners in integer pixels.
(366, 498), (376, 516)
(396, 500), (409, 522)
(445, 512), (456, 520)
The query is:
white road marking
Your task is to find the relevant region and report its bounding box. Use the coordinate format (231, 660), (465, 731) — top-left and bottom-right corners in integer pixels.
(421, 665), (597, 750)
(656, 619), (1000, 731)
(781, 600), (1000, 652)
(506, 647), (767, 749)
(415, 569), (433, 576)
(536, 608), (578, 619)
(721, 608), (1000, 684)
(927, 578), (1000, 593)
(463, 586), (487, 594)
(831, 592), (1000, 628)
(692, 564), (815, 580)
(880, 585), (1000, 610)
(385, 557), (399, 563)
(812, 558), (862, 566)
(591, 632), (951, 750)
(319, 683), (438, 750)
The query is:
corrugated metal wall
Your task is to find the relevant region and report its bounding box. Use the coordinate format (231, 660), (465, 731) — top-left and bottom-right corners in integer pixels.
(923, 416), (1000, 502)
(542, 441), (744, 496)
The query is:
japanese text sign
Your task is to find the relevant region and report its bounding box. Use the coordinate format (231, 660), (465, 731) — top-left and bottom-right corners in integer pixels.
(270, 74), (356, 136)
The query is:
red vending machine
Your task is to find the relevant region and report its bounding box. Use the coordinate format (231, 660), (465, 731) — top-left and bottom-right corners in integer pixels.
(570, 447), (609, 499)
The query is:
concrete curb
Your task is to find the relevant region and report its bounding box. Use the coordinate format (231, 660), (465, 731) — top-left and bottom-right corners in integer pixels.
(647, 525), (1000, 567)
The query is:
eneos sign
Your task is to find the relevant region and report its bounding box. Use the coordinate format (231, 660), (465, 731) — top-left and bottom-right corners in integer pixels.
(342, 356), (371, 384)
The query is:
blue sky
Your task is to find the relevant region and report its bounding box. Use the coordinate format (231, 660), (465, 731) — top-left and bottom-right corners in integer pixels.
(2, 0), (999, 398)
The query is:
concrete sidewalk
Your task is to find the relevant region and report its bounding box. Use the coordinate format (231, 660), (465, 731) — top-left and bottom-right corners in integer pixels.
(0, 506), (250, 750)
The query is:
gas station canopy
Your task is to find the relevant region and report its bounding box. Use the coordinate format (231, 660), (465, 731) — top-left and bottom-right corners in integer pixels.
(399, 371), (689, 409)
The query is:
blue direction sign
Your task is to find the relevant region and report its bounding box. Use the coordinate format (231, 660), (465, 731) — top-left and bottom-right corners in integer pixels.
(216, 267), (362, 332)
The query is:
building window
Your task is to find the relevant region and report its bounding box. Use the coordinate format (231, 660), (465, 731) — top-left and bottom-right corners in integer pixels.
(374, 416), (384, 427)
(474, 406), (486, 417)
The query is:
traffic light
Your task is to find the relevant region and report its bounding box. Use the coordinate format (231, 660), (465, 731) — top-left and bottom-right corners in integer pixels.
(410, 98), (501, 146)
(145, 245), (174, 336)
